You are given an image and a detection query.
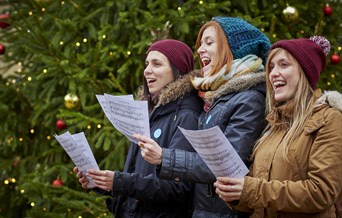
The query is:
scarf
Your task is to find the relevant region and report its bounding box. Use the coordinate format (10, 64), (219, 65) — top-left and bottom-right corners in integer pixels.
(193, 54), (264, 112)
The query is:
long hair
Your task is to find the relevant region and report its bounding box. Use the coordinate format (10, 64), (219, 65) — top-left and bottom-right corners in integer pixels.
(141, 62), (181, 111)
(195, 21), (234, 76)
(252, 48), (317, 163)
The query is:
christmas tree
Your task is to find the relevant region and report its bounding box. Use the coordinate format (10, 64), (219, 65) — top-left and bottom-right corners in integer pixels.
(0, 0), (341, 217)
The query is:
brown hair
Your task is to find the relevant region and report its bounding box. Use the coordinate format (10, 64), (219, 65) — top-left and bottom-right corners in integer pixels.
(195, 21), (234, 76)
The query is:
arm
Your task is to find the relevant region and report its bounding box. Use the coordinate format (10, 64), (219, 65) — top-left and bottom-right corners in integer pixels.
(157, 90), (266, 184)
(218, 110), (342, 212)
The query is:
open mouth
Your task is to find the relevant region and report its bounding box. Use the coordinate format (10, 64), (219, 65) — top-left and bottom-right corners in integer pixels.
(273, 81), (287, 89)
(147, 78), (156, 85)
(201, 57), (211, 66)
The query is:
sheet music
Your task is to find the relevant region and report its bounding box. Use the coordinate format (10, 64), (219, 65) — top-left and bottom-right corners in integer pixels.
(178, 126), (249, 178)
(96, 93), (150, 143)
(54, 131), (99, 188)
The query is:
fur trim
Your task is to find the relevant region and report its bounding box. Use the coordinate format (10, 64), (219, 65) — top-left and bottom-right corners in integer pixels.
(317, 90), (342, 112)
(211, 71), (266, 100)
(156, 73), (195, 107)
(136, 72), (196, 107)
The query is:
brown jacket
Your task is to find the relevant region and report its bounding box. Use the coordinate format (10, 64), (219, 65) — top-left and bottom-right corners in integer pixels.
(234, 90), (342, 217)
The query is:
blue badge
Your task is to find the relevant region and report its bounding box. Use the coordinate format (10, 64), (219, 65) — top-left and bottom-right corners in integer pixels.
(206, 114), (212, 125)
(154, 128), (162, 138)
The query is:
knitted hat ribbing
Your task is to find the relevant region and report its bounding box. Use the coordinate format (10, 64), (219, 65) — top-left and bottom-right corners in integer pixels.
(147, 39), (194, 75)
(213, 16), (271, 64)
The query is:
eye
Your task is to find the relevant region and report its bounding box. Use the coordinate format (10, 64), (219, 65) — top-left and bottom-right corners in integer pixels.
(269, 63), (275, 71)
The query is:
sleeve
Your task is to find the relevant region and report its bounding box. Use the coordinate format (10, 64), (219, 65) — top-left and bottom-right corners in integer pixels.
(221, 90), (266, 167)
(238, 110), (342, 212)
(159, 89), (266, 184)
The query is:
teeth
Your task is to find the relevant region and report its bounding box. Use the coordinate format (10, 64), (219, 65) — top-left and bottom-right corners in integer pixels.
(201, 57), (211, 66)
(274, 81), (286, 87)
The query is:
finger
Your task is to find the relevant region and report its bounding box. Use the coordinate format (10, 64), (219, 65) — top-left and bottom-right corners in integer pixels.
(73, 167), (79, 173)
(138, 141), (145, 148)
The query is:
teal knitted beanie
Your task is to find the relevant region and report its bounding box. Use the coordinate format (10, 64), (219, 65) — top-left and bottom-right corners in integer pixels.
(213, 16), (271, 64)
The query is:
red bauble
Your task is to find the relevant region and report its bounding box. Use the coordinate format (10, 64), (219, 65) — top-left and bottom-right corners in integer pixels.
(330, 54), (340, 65)
(56, 119), (67, 130)
(0, 13), (9, 20)
(0, 21), (9, 29)
(323, 5), (333, 16)
(0, 44), (5, 55)
(52, 178), (64, 187)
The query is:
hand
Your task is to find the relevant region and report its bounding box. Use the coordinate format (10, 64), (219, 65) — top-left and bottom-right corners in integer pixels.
(73, 166), (90, 189)
(214, 177), (245, 202)
(133, 134), (162, 165)
(86, 169), (114, 191)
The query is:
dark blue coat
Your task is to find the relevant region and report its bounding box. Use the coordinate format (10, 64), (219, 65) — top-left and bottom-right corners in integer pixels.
(102, 74), (203, 218)
(158, 71), (267, 218)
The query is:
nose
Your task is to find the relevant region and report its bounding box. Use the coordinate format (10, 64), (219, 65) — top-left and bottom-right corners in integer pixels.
(144, 64), (152, 76)
(197, 44), (205, 54)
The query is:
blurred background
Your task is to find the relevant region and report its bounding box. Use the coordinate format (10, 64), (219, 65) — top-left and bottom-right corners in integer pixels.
(0, 0), (341, 217)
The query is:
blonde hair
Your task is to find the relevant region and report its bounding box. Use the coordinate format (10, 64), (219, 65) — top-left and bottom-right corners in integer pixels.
(195, 21), (234, 76)
(252, 48), (317, 162)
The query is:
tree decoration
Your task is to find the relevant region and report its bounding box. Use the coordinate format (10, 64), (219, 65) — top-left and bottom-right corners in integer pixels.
(0, 13), (10, 29)
(282, 5), (299, 23)
(323, 4), (333, 16)
(330, 54), (341, 65)
(52, 178), (63, 187)
(56, 119), (67, 130)
(0, 44), (5, 55)
(64, 93), (80, 110)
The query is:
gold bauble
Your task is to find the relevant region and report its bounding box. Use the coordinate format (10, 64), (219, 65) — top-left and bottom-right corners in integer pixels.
(282, 5), (299, 23)
(64, 93), (80, 110)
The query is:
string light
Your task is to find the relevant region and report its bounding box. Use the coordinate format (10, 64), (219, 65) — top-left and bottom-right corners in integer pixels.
(47, 135), (51, 140)
(19, 138), (23, 142)
(127, 51), (131, 55)
(97, 124), (101, 129)
(43, 69), (48, 73)
(28, 11), (33, 16)
(30, 202), (35, 207)
(27, 77), (32, 81)
(199, 1), (203, 4)
(20, 189), (25, 194)
(87, 125), (91, 129)
(30, 129), (35, 134)
(83, 38), (87, 43)
(60, 41), (64, 45)
(102, 35), (107, 39)
(76, 42), (81, 47)
(177, 7), (182, 11)
(4, 180), (9, 185)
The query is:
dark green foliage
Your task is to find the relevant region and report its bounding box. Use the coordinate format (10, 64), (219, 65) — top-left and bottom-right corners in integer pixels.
(0, 0), (341, 217)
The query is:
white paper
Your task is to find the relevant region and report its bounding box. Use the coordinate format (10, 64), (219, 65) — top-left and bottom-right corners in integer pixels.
(54, 131), (99, 188)
(178, 126), (249, 178)
(96, 93), (150, 143)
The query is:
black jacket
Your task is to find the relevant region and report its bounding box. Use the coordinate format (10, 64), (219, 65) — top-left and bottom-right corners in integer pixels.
(158, 70), (267, 218)
(102, 74), (203, 218)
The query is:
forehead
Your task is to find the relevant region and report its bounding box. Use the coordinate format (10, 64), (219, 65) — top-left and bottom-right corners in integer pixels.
(201, 26), (217, 39)
(146, 50), (168, 62)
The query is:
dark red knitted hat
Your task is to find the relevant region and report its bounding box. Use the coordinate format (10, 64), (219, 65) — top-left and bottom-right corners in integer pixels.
(270, 36), (330, 88)
(147, 39), (194, 75)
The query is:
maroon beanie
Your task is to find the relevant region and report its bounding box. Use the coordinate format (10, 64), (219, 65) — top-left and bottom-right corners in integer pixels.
(147, 39), (194, 75)
(270, 36), (330, 88)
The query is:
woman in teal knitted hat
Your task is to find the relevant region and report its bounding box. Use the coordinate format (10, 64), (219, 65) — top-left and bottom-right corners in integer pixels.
(135, 16), (270, 217)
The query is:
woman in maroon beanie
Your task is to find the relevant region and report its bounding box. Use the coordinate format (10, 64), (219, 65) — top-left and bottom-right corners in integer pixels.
(74, 39), (203, 217)
(214, 36), (342, 218)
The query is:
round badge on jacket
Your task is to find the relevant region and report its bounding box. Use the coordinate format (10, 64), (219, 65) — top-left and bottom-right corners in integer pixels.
(153, 128), (162, 138)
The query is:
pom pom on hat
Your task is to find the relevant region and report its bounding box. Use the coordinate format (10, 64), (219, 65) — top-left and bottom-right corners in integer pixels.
(270, 36), (331, 88)
(212, 16), (271, 64)
(147, 39), (194, 75)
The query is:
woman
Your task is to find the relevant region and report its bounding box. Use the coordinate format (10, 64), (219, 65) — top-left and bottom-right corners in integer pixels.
(214, 36), (342, 217)
(135, 16), (271, 217)
(74, 39), (203, 217)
